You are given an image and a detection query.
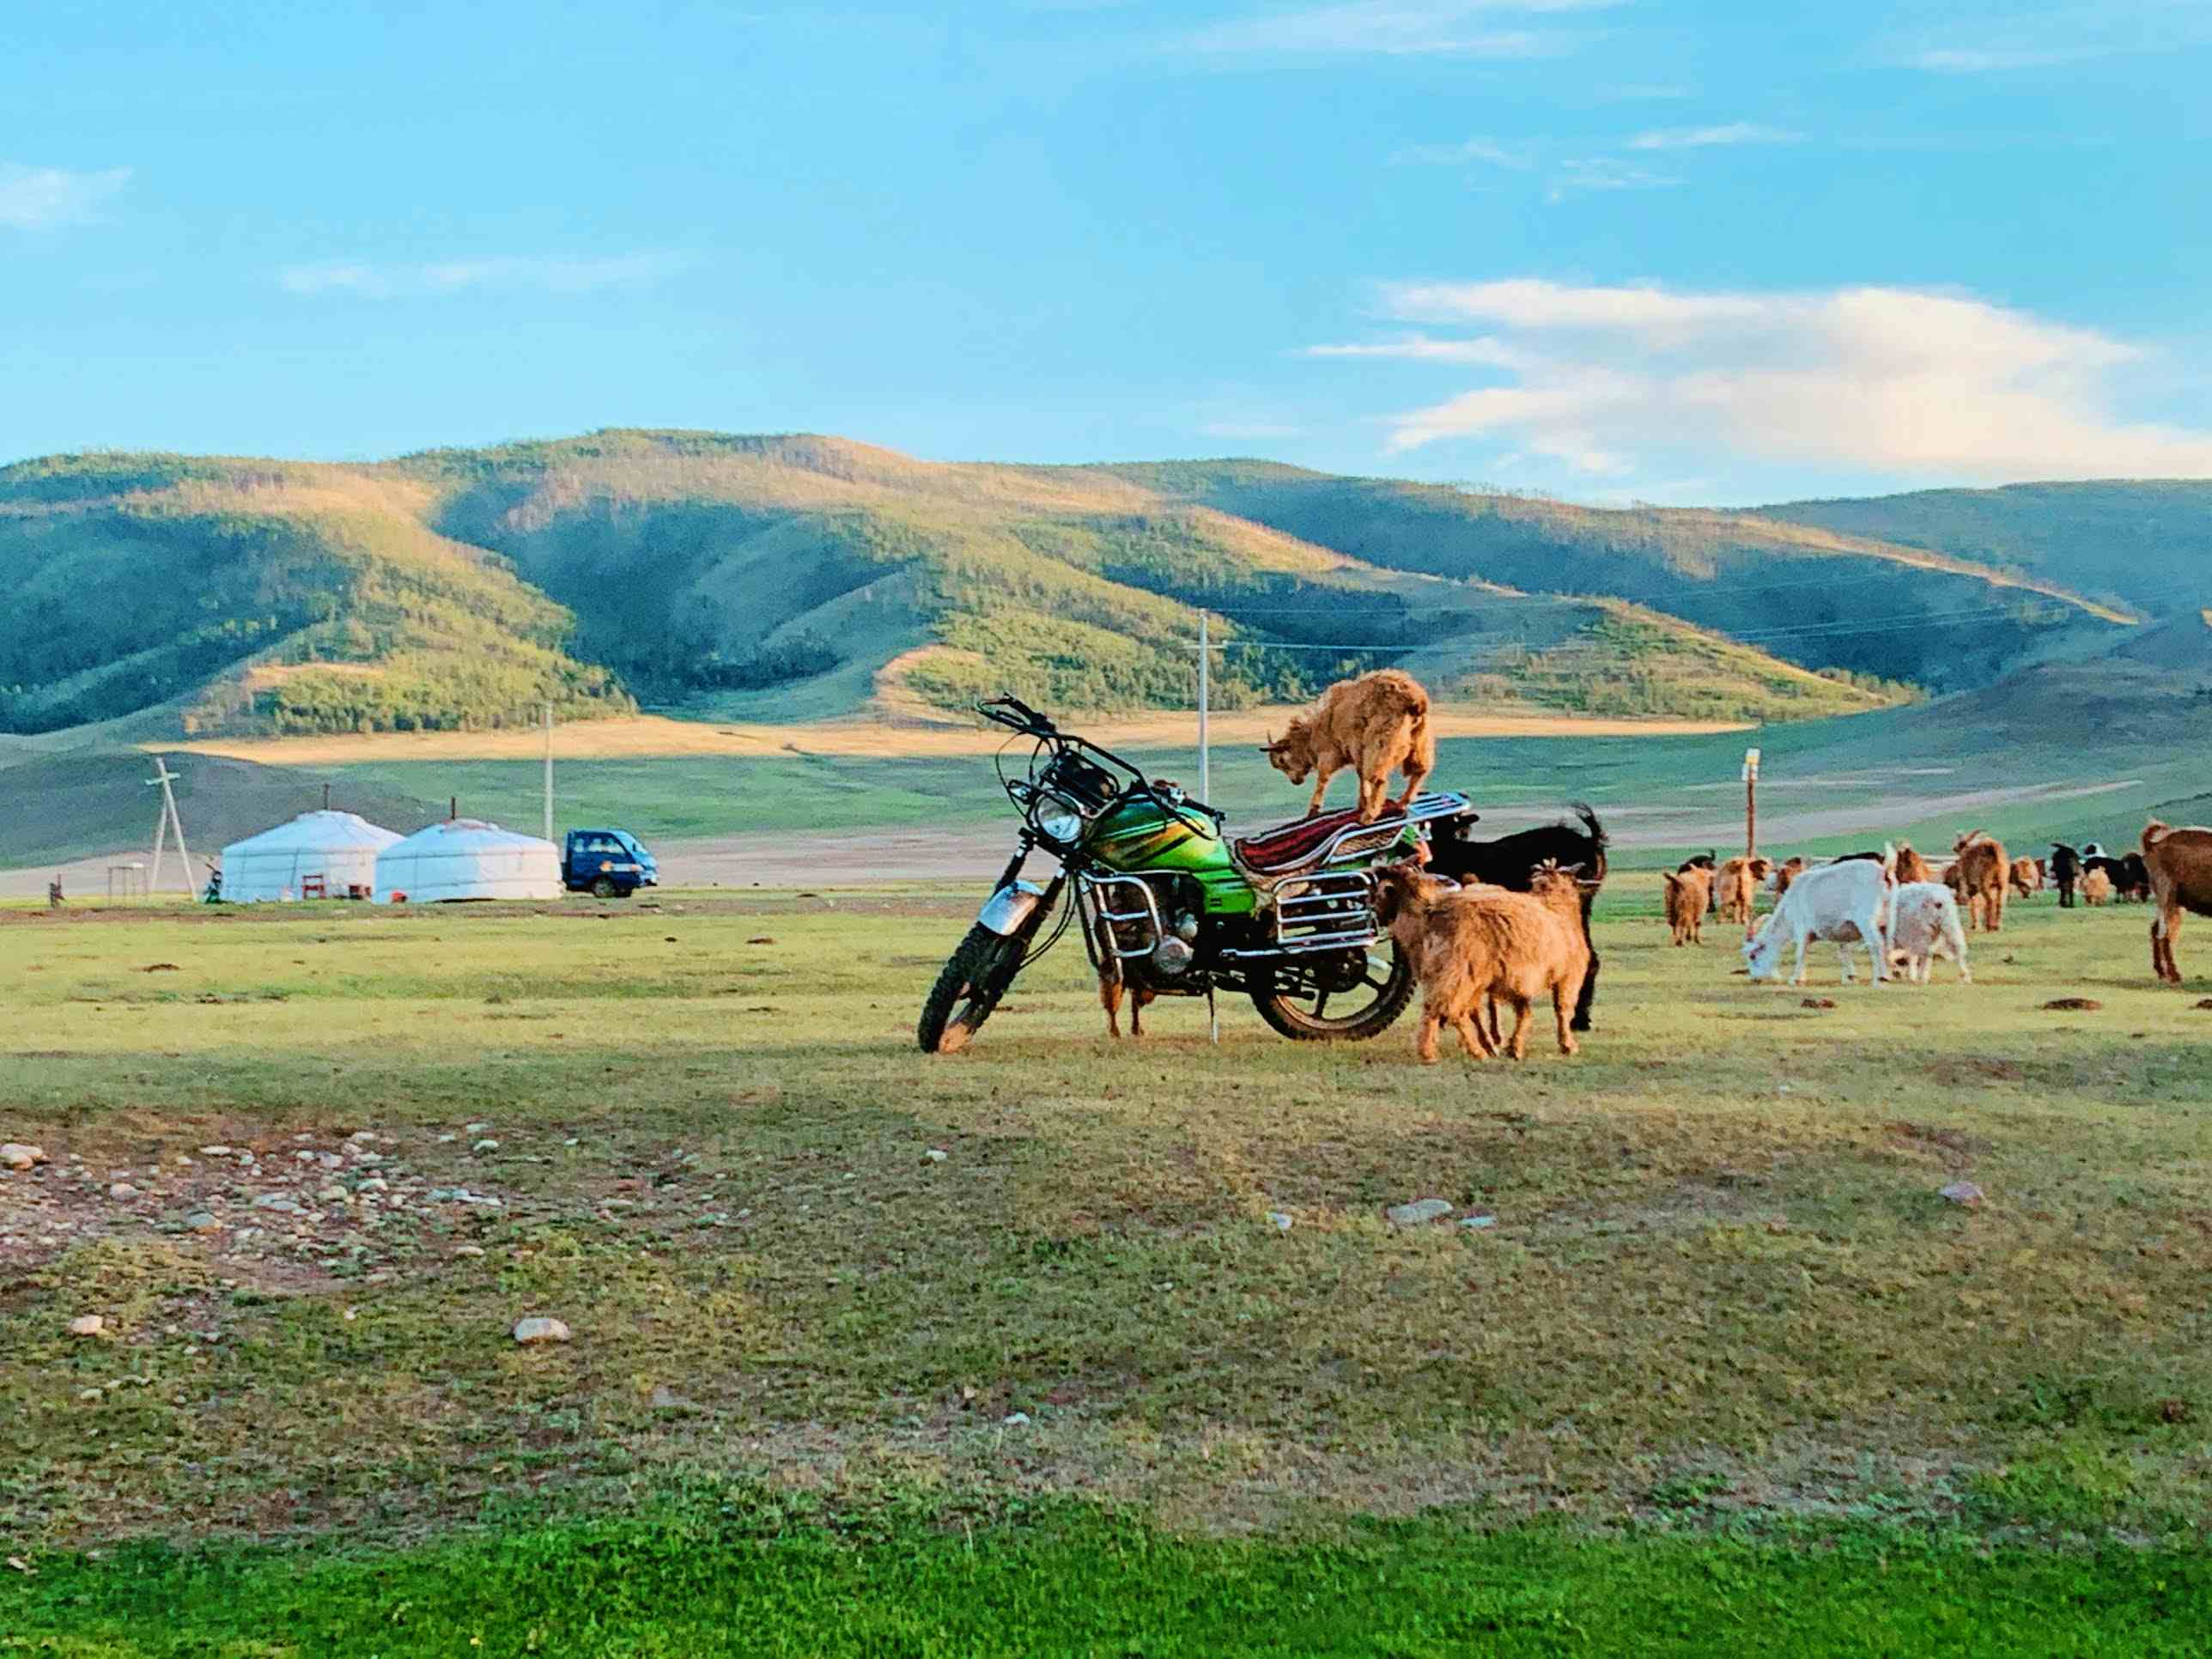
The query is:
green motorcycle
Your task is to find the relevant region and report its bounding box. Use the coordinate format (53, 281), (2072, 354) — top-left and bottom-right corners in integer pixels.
(918, 695), (1470, 1053)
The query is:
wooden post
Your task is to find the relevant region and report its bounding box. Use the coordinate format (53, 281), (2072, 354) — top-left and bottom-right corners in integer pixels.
(1742, 747), (1761, 857)
(1196, 613), (1211, 806)
(542, 702), (554, 844)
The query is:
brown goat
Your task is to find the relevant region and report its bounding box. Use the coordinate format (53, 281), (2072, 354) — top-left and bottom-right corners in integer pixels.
(1663, 866), (1711, 945)
(2142, 820), (2212, 983)
(1771, 856), (1808, 898)
(1951, 831), (2009, 931)
(2009, 856), (2043, 899)
(1893, 842), (1933, 885)
(1715, 854), (1772, 933)
(2081, 867), (2113, 906)
(1373, 861), (1589, 1062)
(1261, 669), (1434, 823)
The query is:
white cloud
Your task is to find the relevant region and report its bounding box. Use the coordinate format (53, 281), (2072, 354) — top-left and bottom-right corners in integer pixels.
(1310, 277), (2212, 483)
(1904, 46), (2077, 71)
(279, 252), (681, 298)
(1626, 122), (1802, 150)
(0, 163), (131, 230)
(1391, 136), (1534, 167)
(1545, 156), (1680, 198)
(1186, 0), (1617, 57)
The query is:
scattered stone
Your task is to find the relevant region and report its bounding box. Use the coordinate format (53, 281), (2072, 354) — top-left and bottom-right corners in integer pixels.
(77, 1388), (103, 1402)
(252, 1194), (304, 1214)
(356, 1176), (388, 1193)
(649, 1384), (693, 1410)
(472, 1139), (500, 1153)
(1800, 997), (1837, 1010)
(1386, 1198), (1455, 1227)
(922, 1148), (949, 1164)
(2044, 997), (2102, 1012)
(1, 1144), (47, 1171)
(317, 1185), (348, 1203)
(1267, 1212), (1294, 1231)
(107, 1182), (137, 1200)
(465, 1121), (492, 1134)
(1460, 1214), (1498, 1231)
(198, 1145), (233, 1157)
(67, 1315), (105, 1338)
(454, 1244), (486, 1257)
(183, 1211), (222, 1233)
(513, 1316), (571, 1346)
(1002, 1411), (1030, 1427)
(1940, 1181), (1985, 1207)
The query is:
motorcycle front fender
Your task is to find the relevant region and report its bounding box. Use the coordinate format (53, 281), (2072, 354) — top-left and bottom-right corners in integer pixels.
(977, 878), (1048, 937)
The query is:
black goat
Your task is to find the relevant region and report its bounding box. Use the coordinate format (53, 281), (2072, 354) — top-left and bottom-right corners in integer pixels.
(2085, 851), (2152, 902)
(1425, 804), (1608, 1031)
(1678, 849), (1717, 914)
(2050, 842), (2081, 908)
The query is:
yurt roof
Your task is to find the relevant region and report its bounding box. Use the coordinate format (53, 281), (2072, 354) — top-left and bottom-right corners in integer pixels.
(222, 810), (404, 855)
(383, 817), (556, 853)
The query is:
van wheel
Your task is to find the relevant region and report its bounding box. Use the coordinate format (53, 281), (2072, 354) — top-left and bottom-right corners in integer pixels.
(592, 876), (620, 899)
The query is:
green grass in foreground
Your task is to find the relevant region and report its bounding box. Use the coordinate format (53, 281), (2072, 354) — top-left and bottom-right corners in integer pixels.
(9, 1503), (2210, 1656)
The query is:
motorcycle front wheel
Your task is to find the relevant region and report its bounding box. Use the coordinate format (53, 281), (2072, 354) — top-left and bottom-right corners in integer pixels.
(1249, 938), (1416, 1042)
(917, 924), (1026, 1054)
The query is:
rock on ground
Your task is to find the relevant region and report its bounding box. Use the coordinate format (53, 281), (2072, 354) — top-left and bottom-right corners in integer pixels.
(1386, 1198), (1455, 1227)
(2, 1144), (48, 1171)
(67, 1315), (105, 1338)
(513, 1316), (572, 1346)
(1940, 1181), (1985, 1206)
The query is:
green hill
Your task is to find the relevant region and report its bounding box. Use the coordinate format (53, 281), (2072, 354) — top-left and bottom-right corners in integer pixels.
(1096, 461), (2132, 693)
(5, 430), (2185, 742)
(0, 454), (633, 738)
(1759, 480), (2212, 620)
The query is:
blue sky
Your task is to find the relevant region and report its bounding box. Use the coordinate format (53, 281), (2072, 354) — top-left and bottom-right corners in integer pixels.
(6, 0), (2209, 502)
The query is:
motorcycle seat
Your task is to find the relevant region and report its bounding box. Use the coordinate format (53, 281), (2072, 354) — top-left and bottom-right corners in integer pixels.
(1230, 793), (1469, 878)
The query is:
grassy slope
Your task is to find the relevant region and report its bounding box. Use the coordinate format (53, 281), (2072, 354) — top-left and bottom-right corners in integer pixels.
(1099, 460), (2134, 694)
(1762, 479), (2212, 618)
(0, 454), (632, 738)
(404, 429), (1899, 726)
(12, 1504), (2208, 1656)
(4, 889), (2211, 1557)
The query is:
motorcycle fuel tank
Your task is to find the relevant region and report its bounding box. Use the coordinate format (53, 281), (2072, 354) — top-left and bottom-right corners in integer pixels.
(1082, 795), (1255, 915)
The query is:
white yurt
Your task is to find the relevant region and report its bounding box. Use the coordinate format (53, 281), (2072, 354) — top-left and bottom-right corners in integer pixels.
(218, 811), (404, 902)
(373, 818), (562, 903)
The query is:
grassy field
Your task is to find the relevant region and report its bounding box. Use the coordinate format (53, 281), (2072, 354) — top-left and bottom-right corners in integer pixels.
(2, 876), (2209, 1647)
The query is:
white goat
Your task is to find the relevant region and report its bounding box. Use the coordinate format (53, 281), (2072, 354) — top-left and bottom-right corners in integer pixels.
(1885, 881), (1971, 984)
(1741, 851), (1894, 986)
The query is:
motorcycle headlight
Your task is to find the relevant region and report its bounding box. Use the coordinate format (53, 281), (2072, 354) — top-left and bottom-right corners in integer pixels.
(1036, 805), (1085, 845)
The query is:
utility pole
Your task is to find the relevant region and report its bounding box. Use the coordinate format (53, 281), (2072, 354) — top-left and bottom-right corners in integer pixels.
(146, 759), (194, 899)
(542, 701), (554, 844)
(1196, 613), (1211, 806)
(1742, 746), (1761, 857)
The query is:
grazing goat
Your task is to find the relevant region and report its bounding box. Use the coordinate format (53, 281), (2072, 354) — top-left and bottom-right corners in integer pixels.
(1893, 842), (1934, 886)
(1885, 882), (1971, 983)
(2118, 851), (2153, 902)
(1743, 854), (1894, 986)
(1715, 855), (1772, 933)
(1951, 831), (2009, 932)
(1663, 865), (1712, 945)
(1768, 856), (1808, 899)
(1425, 805), (1607, 1032)
(1261, 668), (1433, 823)
(1373, 860), (1589, 1061)
(2142, 820), (2212, 984)
(2081, 867), (2114, 906)
(2049, 842), (2081, 908)
(2009, 856), (2044, 900)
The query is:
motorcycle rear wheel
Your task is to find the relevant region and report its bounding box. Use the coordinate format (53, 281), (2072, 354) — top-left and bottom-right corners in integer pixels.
(917, 923), (1025, 1054)
(1249, 938), (1415, 1042)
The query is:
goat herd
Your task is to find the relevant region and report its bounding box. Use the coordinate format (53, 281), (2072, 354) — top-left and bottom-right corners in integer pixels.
(1237, 668), (2212, 1065)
